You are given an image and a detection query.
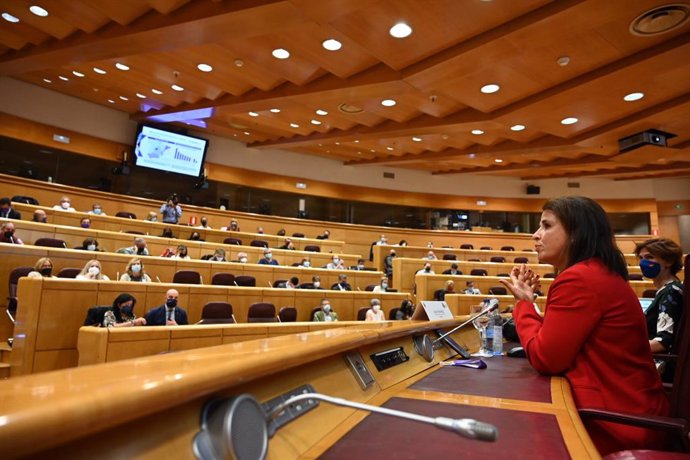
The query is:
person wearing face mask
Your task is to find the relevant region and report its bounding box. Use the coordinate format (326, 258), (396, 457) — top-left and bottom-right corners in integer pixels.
(331, 273), (352, 291)
(28, 257), (56, 279)
(365, 299), (386, 321)
(350, 258), (367, 270)
(395, 299), (415, 320)
(117, 237), (149, 256)
(87, 203), (106, 216)
(32, 209), (48, 223)
(119, 258), (152, 282)
(83, 293), (146, 327)
(313, 298), (338, 322)
(0, 222), (24, 244)
(221, 219), (240, 232)
(258, 248), (279, 265)
(53, 196), (76, 212)
(76, 259), (110, 280)
(207, 248), (226, 262)
(195, 217), (212, 229)
(76, 237), (103, 252)
(172, 245), (190, 260)
(279, 238), (295, 250)
(0, 197), (21, 219)
(160, 195), (182, 224)
(416, 262), (435, 275)
(372, 277), (389, 293)
(299, 257), (311, 268)
(144, 289), (189, 326)
(232, 251), (249, 264)
(80, 217), (91, 229)
(634, 238), (683, 361)
(425, 250), (438, 260)
(326, 254), (346, 270)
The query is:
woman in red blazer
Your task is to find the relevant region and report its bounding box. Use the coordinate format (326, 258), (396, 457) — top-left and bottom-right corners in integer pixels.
(501, 196), (669, 455)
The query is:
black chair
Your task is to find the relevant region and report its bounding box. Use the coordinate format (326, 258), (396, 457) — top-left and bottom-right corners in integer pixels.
(389, 308), (400, 320)
(442, 254), (457, 260)
(304, 245), (320, 252)
(642, 289), (657, 299)
(211, 273), (235, 286)
(223, 237), (242, 245)
(460, 244), (474, 250)
(488, 286), (507, 295)
(480, 246), (493, 251)
(278, 307), (297, 322)
(292, 233), (305, 238)
(490, 256), (506, 263)
(357, 307), (369, 321)
(299, 282), (315, 289)
(433, 289), (446, 301)
(34, 237), (67, 248)
(250, 240), (268, 248)
(234, 275), (256, 287)
(629, 273), (644, 281)
(57, 268), (81, 279)
(365, 284), (377, 292)
(7, 266), (33, 322)
(272, 279), (287, 288)
(247, 302), (277, 323)
(501, 246), (515, 251)
(11, 195), (39, 205)
(496, 273), (510, 278)
(514, 256), (529, 264)
(172, 270), (202, 285)
(470, 269), (488, 276)
(468, 258), (481, 262)
(124, 230), (145, 235)
(578, 254), (690, 454)
(199, 302), (236, 324)
(115, 211), (137, 219)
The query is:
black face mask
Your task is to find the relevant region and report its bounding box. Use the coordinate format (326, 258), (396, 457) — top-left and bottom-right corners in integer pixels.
(40, 267), (52, 277)
(4, 231), (13, 238)
(166, 298), (178, 308)
(121, 305), (134, 316)
(137, 247), (146, 254)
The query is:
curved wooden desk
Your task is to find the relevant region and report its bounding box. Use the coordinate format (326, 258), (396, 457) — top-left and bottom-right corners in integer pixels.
(0, 318), (599, 459)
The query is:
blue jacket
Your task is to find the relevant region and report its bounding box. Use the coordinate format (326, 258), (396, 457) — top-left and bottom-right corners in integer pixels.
(144, 305), (189, 326)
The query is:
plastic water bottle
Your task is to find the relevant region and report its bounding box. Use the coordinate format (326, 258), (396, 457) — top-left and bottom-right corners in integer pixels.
(492, 309), (503, 356)
(485, 311), (495, 353)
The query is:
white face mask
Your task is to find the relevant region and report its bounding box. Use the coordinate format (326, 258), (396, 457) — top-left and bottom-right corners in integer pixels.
(382, 282), (388, 289)
(88, 266), (100, 276)
(61, 202), (70, 209)
(313, 281), (320, 288)
(323, 304), (331, 312)
(87, 244), (96, 251)
(358, 264), (364, 269)
(304, 261), (311, 267)
(333, 258), (340, 264)
(239, 257), (247, 263)
(131, 264), (141, 273)
(373, 305), (381, 312)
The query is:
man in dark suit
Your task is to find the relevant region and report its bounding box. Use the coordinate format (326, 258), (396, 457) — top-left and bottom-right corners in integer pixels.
(0, 197), (21, 219)
(331, 273), (352, 291)
(144, 289), (189, 326)
(442, 263), (463, 275)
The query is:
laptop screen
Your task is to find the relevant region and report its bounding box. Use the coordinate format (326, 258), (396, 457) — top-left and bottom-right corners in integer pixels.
(639, 297), (654, 314)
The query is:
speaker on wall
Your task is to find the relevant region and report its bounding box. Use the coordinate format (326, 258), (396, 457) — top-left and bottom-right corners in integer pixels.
(526, 185), (540, 195)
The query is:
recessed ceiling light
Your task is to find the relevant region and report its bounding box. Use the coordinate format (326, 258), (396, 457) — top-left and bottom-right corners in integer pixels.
(269, 108), (280, 113)
(197, 63), (213, 72)
(471, 129), (485, 135)
(315, 109), (328, 116)
(556, 56), (570, 67)
(386, 146), (394, 151)
(322, 39), (342, 51)
(42, 78), (52, 83)
(248, 111), (259, 117)
(2, 12), (19, 23)
(389, 22), (412, 38)
(311, 119), (321, 125)
(624, 92), (645, 102)
(370, 149), (376, 153)
(93, 67), (106, 74)
(354, 140), (360, 143)
(171, 84), (184, 91)
(136, 93), (146, 99)
(58, 75), (69, 81)
(468, 153), (476, 159)
(561, 117), (579, 125)
(243, 131), (250, 136)
(29, 5), (48, 17)
(119, 96), (128, 101)
(494, 158), (503, 163)
(510, 124), (526, 131)
(115, 62), (130, 71)
(412, 136), (422, 142)
(107, 99), (115, 104)
(151, 88), (163, 95)
(272, 48), (290, 59)
(381, 99), (396, 107)
(290, 123), (299, 128)
(480, 84), (500, 94)
(234, 59), (244, 67)
(71, 71), (84, 77)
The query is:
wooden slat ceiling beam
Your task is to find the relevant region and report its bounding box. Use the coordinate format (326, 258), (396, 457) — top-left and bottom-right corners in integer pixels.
(0, 0), (688, 180)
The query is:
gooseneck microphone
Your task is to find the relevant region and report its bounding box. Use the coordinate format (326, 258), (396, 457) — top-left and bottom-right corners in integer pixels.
(433, 300), (499, 344)
(268, 393), (498, 442)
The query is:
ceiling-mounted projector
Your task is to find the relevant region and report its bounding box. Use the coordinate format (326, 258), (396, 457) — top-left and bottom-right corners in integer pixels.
(618, 129), (675, 153)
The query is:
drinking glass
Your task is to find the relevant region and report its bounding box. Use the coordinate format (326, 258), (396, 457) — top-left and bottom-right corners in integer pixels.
(470, 304), (493, 357)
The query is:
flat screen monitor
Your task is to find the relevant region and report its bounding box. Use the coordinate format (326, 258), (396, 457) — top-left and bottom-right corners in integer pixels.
(639, 297), (653, 314)
(133, 125), (208, 177)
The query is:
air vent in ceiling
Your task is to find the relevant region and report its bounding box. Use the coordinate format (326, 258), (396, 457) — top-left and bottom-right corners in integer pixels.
(630, 4), (690, 36)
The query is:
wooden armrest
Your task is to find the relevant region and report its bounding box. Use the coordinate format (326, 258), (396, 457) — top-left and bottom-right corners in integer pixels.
(578, 408), (688, 433)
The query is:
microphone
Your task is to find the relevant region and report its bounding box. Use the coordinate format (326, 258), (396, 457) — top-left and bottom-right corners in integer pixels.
(433, 300), (499, 344)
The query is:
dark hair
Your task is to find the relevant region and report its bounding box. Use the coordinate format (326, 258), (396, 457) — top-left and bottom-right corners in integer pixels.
(161, 227), (174, 238)
(112, 293), (136, 309)
(634, 238), (683, 275)
(543, 196), (628, 279)
(0, 197), (10, 206)
(290, 276), (299, 284)
(82, 237), (98, 248)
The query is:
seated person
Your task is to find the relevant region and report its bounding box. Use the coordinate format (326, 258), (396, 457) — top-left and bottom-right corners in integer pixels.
(326, 255), (346, 270)
(76, 259), (110, 281)
(258, 248), (279, 265)
(315, 229), (330, 240)
(234, 252), (248, 263)
(384, 249), (396, 277)
(279, 238), (295, 250)
(464, 281), (481, 295)
(416, 262), (435, 275)
(207, 248), (227, 262)
(119, 258), (152, 282)
(313, 298), (338, 322)
(221, 219), (240, 231)
(365, 299), (386, 321)
(279, 276), (299, 289)
(276, 228), (286, 236)
(256, 226), (265, 234)
(117, 237), (149, 256)
(195, 217), (212, 229)
(32, 209), (48, 223)
(145, 211), (158, 222)
(442, 263), (462, 275)
(435, 280), (455, 301)
(188, 231), (203, 241)
(87, 203), (106, 216)
(53, 196), (75, 212)
(0, 197), (21, 219)
(376, 234), (388, 246)
(331, 273), (352, 291)
(372, 277), (389, 293)
(300, 275), (323, 289)
(396, 299), (415, 320)
(299, 257), (312, 268)
(76, 237), (103, 252)
(83, 293), (146, 328)
(161, 227), (174, 238)
(425, 250), (438, 260)
(0, 222), (23, 244)
(144, 289), (188, 326)
(427, 241), (434, 248)
(351, 258), (367, 270)
(172, 245), (190, 259)
(80, 217), (91, 229)
(27, 257), (56, 279)
(397, 240), (408, 247)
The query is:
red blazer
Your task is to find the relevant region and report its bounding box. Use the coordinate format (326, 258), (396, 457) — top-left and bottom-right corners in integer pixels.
(513, 258), (669, 455)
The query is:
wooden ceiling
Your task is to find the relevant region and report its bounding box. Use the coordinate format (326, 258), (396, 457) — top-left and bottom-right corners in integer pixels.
(1, 0), (690, 180)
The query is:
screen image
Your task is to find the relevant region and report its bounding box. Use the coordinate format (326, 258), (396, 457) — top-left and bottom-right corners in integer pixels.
(134, 125), (208, 177)
(639, 297), (653, 314)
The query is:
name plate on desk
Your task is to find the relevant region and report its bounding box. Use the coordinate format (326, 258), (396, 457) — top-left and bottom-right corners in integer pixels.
(413, 301), (453, 321)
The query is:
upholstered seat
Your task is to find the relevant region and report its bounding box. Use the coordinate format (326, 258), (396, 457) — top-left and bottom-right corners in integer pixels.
(211, 273), (235, 286)
(247, 302), (277, 323)
(172, 270), (202, 284)
(57, 268), (81, 279)
(199, 302), (236, 324)
(278, 307), (297, 322)
(34, 237), (67, 248)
